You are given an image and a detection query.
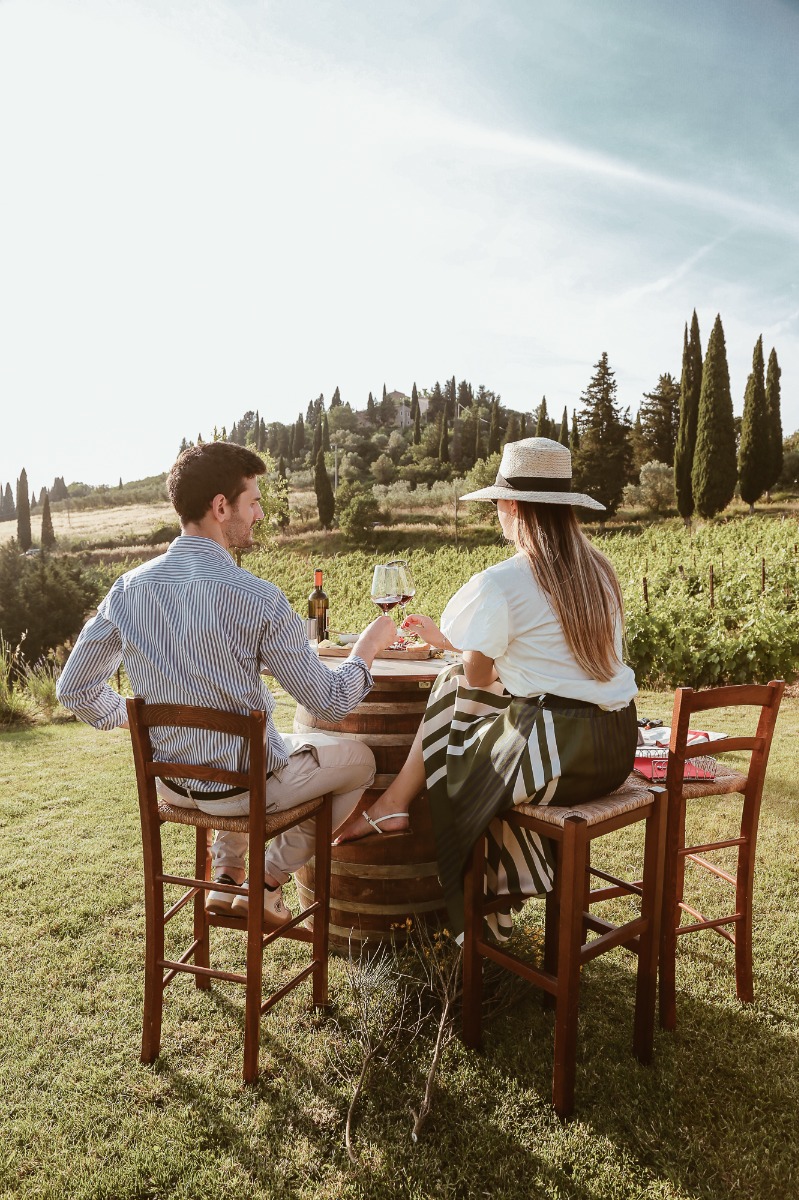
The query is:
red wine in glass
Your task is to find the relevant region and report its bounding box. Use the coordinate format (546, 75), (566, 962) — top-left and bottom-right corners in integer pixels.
(370, 565), (404, 625)
(373, 595), (402, 613)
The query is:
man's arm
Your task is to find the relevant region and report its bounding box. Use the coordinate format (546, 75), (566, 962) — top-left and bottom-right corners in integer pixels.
(260, 593), (394, 720)
(56, 611), (128, 729)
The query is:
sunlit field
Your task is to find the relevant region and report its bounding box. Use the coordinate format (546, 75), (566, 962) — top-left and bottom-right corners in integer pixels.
(0, 502), (176, 548)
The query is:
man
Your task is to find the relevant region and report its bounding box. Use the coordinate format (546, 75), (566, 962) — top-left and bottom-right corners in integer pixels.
(56, 441), (396, 925)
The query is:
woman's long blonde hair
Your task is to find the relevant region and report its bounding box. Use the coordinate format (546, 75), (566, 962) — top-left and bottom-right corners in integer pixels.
(512, 502), (623, 682)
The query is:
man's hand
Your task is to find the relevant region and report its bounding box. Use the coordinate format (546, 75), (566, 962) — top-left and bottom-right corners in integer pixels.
(350, 614), (398, 668)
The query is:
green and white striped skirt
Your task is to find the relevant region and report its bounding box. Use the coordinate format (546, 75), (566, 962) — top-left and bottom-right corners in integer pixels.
(421, 664), (638, 941)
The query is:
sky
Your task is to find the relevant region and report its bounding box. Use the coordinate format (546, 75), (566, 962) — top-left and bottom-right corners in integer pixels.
(1, 0), (797, 494)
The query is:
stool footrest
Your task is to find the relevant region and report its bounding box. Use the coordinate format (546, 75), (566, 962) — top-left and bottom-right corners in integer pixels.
(478, 939), (558, 996)
(161, 958), (248, 986)
(260, 963), (317, 1015)
(581, 915), (646, 964)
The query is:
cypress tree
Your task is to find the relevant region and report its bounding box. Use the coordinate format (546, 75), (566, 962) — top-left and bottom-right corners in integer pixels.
(314, 449), (335, 529)
(41, 492), (56, 549)
(312, 418), (322, 461)
(519, 413), (527, 439)
(366, 392), (376, 424)
(331, 386), (341, 408)
(474, 414), (483, 462)
(674, 311), (703, 524)
(535, 396), (548, 437)
(692, 314), (737, 519)
(411, 382), (418, 413)
(277, 457), (289, 527)
(488, 398), (501, 454)
(503, 412), (520, 446)
(288, 425), (295, 461)
(558, 406), (569, 446)
(16, 469), (32, 551)
(630, 410), (649, 470)
(438, 415), (450, 464)
(413, 408), (421, 445)
(0, 483), (13, 521)
(570, 410), (580, 452)
(456, 379), (472, 412)
(427, 381), (445, 423)
(571, 353), (631, 515)
(322, 412), (331, 452)
(738, 335), (770, 514)
(450, 417), (464, 470)
(295, 414), (305, 455)
(765, 348), (783, 497)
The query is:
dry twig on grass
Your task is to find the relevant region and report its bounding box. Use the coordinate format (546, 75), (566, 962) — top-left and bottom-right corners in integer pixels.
(329, 934), (425, 1163)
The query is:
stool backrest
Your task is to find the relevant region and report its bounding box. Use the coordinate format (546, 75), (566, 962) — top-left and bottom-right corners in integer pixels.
(126, 697), (267, 842)
(666, 681), (784, 801)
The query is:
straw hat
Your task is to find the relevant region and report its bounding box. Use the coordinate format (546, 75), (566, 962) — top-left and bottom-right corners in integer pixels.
(459, 437), (605, 510)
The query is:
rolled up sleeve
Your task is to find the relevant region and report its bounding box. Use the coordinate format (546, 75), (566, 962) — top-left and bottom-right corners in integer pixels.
(259, 592), (373, 720)
(56, 610), (128, 729)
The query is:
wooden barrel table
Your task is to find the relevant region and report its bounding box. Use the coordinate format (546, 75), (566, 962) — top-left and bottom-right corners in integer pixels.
(294, 657), (450, 952)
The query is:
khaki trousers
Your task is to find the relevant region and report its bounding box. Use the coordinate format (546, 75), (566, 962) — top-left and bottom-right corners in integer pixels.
(157, 732), (375, 884)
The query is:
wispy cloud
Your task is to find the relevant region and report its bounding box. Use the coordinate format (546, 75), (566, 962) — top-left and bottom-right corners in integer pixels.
(415, 115), (799, 241)
(610, 237), (730, 307)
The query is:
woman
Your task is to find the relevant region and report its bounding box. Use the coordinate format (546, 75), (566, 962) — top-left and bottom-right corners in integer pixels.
(334, 438), (638, 941)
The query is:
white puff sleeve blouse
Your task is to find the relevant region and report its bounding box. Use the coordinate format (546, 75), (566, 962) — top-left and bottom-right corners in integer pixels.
(439, 553), (637, 710)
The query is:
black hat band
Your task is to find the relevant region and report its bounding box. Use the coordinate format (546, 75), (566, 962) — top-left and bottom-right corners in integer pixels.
(495, 471), (571, 492)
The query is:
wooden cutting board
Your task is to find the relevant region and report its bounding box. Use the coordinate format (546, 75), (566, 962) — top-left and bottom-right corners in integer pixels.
(318, 642), (434, 660)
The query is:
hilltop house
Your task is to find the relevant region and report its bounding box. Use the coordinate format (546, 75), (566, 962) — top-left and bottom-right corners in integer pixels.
(392, 390), (429, 429)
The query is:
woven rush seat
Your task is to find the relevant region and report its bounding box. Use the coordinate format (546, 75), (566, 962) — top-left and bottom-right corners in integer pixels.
(680, 762), (746, 801)
(156, 794), (324, 836)
(515, 774), (652, 827)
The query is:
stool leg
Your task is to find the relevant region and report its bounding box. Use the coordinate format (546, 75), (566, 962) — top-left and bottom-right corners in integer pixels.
(633, 791), (666, 1063)
(735, 788), (759, 1004)
(552, 817), (587, 1120)
(543, 838), (561, 1011)
(243, 839), (265, 1084)
(193, 826), (212, 988)
(462, 836), (485, 1049)
(141, 823), (165, 1064)
(659, 789), (685, 1031)
(311, 795), (332, 1009)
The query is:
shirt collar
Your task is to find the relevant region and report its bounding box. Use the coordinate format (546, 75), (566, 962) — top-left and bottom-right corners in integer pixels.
(166, 535), (236, 565)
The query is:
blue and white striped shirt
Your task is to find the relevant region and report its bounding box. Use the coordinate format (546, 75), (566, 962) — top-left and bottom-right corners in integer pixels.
(56, 536), (373, 784)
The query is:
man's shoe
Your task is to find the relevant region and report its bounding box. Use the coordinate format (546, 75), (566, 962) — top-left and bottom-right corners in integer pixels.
(231, 881), (293, 927)
(206, 872), (240, 916)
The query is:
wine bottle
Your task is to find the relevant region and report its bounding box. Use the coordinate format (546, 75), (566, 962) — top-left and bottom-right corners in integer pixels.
(308, 568), (329, 641)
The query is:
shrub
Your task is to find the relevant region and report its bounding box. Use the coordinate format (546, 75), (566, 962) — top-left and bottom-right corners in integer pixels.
(622, 461), (676, 515)
(339, 494), (382, 544)
(0, 636), (29, 726)
(0, 542), (97, 664)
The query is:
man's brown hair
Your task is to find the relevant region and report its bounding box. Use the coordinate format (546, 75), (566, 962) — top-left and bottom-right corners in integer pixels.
(167, 442), (266, 524)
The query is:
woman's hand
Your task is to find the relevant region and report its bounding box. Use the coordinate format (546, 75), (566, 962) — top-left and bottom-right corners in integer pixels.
(401, 613), (453, 650)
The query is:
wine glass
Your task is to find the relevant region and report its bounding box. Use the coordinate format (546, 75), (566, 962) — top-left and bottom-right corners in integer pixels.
(387, 559), (416, 622)
(370, 564), (403, 625)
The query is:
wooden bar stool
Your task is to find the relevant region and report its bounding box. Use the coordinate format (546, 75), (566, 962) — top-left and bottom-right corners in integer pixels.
(462, 777), (666, 1119)
(659, 680), (784, 1030)
(127, 698), (333, 1082)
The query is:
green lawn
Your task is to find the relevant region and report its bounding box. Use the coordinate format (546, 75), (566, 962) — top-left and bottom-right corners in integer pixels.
(1, 691), (798, 1200)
